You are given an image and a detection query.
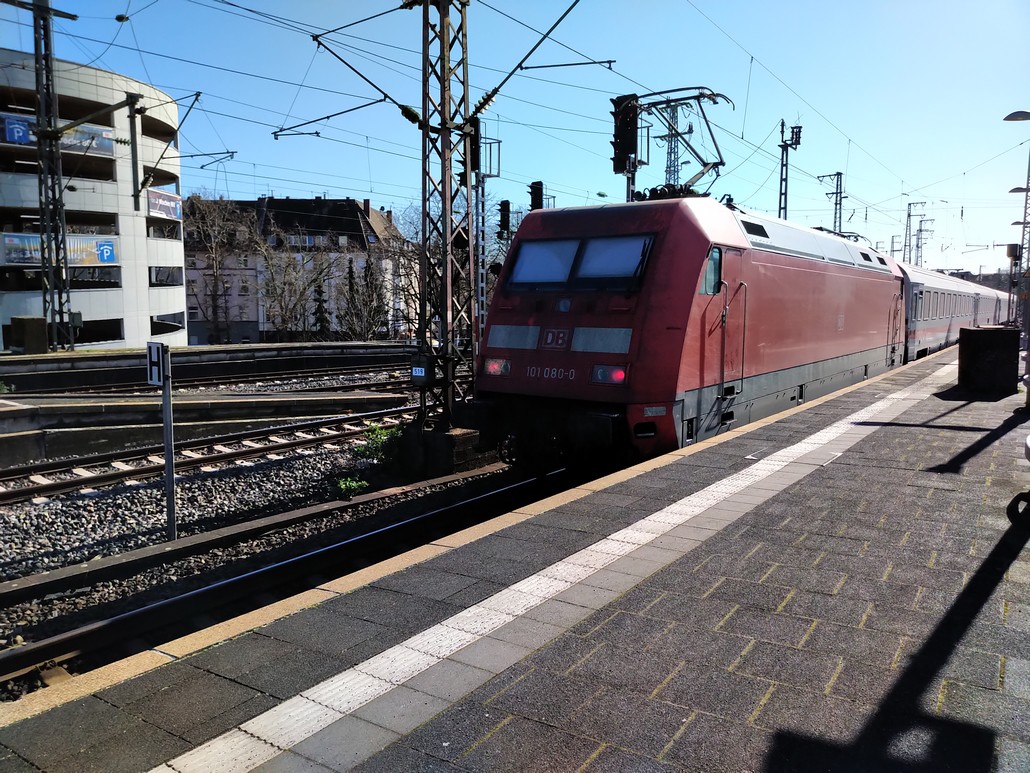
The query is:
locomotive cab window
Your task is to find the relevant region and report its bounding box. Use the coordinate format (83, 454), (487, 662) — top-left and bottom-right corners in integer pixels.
(507, 234), (654, 292)
(701, 246), (722, 295)
(507, 239), (579, 288)
(571, 234), (653, 291)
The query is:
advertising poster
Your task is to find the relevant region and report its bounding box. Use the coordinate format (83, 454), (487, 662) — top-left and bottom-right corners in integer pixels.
(1, 233), (119, 266)
(1, 112), (116, 156)
(147, 189), (182, 220)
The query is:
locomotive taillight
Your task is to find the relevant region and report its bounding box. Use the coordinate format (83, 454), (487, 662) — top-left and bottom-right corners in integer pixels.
(591, 364), (627, 385)
(484, 357), (511, 376)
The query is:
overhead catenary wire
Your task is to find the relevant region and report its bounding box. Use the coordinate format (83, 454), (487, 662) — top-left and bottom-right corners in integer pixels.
(3, 3), (1014, 254)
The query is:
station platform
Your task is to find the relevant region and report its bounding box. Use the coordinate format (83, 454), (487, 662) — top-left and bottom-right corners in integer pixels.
(2, 350), (1030, 772)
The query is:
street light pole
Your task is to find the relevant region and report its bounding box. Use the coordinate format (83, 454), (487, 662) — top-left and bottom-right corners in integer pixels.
(1004, 111), (1030, 404)
(1004, 111), (1030, 341)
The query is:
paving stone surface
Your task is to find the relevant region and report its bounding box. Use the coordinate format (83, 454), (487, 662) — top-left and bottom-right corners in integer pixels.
(4, 354), (1030, 772)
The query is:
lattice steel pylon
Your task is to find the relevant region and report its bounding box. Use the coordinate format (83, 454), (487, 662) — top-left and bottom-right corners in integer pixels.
(32, 0), (77, 350)
(660, 104), (682, 186)
(902, 201), (925, 264)
(411, 0), (477, 428)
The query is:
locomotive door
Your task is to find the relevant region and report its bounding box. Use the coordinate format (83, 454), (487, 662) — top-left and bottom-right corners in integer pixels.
(887, 292), (903, 367)
(719, 248), (746, 418)
(699, 244), (745, 436)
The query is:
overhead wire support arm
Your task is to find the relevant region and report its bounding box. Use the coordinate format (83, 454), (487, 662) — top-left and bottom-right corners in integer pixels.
(172, 150), (236, 166)
(471, 0), (582, 119)
(310, 37), (421, 127)
(134, 92), (201, 208)
(639, 86), (733, 106)
(629, 88), (734, 193)
(272, 98), (388, 139)
(198, 151), (236, 169)
(520, 59), (614, 70)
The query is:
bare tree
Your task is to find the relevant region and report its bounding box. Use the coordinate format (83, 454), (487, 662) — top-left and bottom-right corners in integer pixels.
(384, 194), (510, 346)
(184, 193), (258, 343)
(334, 253), (390, 340)
(255, 224), (346, 342)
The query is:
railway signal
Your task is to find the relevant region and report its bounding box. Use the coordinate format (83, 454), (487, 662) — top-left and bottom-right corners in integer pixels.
(529, 181), (544, 211)
(610, 94), (639, 175)
(498, 199), (511, 237)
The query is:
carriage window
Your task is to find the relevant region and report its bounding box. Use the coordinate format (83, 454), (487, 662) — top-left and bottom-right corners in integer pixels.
(508, 239), (579, 287)
(915, 291), (923, 320)
(701, 247), (722, 295)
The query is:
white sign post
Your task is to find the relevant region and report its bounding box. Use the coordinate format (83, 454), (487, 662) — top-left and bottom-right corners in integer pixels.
(147, 342), (176, 540)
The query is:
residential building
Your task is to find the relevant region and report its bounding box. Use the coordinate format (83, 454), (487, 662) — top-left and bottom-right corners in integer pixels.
(184, 195), (411, 344)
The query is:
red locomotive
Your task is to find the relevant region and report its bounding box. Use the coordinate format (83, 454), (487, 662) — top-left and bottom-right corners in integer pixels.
(474, 197), (1010, 465)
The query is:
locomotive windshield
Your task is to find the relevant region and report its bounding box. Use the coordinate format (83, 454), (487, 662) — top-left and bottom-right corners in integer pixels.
(507, 234), (654, 291)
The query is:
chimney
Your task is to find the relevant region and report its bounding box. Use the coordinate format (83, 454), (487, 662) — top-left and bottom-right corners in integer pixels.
(363, 199), (370, 215)
(386, 210), (393, 223)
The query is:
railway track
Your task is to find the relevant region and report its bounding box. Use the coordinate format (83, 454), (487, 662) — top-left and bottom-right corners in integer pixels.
(0, 465), (572, 691)
(11, 363), (412, 396)
(0, 406), (417, 505)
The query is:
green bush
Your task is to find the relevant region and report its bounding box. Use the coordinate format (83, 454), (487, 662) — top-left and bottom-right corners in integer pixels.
(337, 477), (369, 499)
(353, 424), (400, 464)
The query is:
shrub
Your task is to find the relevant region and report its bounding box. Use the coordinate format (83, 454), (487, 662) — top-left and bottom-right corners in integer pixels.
(337, 476), (369, 499)
(353, 424), (400, 464)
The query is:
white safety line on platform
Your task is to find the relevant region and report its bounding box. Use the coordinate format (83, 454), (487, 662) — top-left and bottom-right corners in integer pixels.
(156, 363), (957, 773)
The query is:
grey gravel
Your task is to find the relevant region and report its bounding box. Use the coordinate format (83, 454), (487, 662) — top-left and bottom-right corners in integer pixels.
(0, 439), (427, 699)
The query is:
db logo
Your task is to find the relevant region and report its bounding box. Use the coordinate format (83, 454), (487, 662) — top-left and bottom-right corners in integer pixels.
(541, 329), (569, 349)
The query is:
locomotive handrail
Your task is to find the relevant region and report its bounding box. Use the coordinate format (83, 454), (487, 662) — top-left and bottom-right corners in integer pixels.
(887, 292), (903, 366)
(717, 280), (747, 406)
(738, 281), (749, 395)
(718, 279), (729, 405)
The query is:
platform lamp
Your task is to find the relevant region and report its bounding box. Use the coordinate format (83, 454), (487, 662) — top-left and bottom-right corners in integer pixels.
(1005, 111), (1030, 333)
(1004, 110), (1030, 403)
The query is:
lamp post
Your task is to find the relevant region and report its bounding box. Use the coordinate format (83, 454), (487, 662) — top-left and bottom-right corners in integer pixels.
(1004, 111), (1030, 337)
(1004, 111), (1030, 404)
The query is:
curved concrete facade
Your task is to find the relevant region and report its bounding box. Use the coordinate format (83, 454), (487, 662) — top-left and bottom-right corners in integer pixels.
(0, 48), (186, 351)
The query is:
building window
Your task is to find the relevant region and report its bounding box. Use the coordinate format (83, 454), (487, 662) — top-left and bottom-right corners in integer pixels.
(0, 268), (43, 292)
(151, 311), (185, 335)
(75, 317), (124, 344)
(239, 256), (249, 268)
(71, 266), (122, 289)
(188, 306), (200, 321)
(149, 266), (184, 287)
(239, 281), (250, 296)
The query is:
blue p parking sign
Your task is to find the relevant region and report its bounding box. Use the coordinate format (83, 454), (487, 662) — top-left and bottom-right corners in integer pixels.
(96, 241), (115, 263)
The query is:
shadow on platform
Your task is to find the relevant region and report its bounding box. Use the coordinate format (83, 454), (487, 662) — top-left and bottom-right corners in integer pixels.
(763, 494), (1030, 772)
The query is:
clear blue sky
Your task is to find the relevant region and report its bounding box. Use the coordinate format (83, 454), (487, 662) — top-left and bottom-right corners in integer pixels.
(3, 0), (1029, 273)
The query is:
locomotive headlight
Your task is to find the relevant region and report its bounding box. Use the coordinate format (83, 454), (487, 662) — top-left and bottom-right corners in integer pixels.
(591, 364), (628, 385)
(484, 357), (511, 376)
